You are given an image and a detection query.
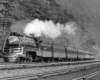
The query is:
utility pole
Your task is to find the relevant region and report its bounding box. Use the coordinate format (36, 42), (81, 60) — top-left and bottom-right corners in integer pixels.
(0, 0), (10, 45)
(0, 0), (9, 30)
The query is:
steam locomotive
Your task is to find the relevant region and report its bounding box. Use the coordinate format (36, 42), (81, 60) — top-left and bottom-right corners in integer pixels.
(2, 32), (94, 62)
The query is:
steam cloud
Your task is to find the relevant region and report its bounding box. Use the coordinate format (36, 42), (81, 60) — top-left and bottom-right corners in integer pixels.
(24, 19), (77, 39)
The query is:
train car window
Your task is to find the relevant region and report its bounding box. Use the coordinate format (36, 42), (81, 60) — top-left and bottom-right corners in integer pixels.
(53, 45), (65, 52)
(67, 50), (77, 54)
(67, 48), (77, 52)
(53, 45), (65, 50)
(54, 48), (65, 52)
(78, 50), (89, 54)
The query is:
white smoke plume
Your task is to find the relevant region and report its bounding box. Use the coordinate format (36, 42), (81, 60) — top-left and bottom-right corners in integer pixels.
(24, 19), (77, 39)
(64, 22), (77, 35)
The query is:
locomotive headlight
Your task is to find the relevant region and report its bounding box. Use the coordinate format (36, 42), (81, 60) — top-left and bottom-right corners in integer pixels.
(8, 36), (19, 43)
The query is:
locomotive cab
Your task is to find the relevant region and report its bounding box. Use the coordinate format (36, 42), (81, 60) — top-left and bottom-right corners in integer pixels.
(3, 32), (41, 62)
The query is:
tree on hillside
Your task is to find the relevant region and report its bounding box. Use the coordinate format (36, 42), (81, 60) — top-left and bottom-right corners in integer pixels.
(0, 0), (76, 49)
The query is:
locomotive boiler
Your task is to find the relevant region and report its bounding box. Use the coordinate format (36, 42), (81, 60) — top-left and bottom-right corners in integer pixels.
(2, 32), (94, 62)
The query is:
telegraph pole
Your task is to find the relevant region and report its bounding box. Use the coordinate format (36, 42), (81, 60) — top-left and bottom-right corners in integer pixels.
(0, 0), (10, 45)
(0, 0), (9, 30)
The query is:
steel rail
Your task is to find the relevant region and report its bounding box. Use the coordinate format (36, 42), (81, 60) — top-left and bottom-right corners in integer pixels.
(0, 60), (100, 70)
(0, 60), (99, 67)
(1, 62), (100, 80)
(0, 66), (94, 80)
(72, 71), (100, 80)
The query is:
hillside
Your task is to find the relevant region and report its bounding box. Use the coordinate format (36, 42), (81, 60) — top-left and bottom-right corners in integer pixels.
(0, 0), (98, 53)
(55, 0), (100, 48)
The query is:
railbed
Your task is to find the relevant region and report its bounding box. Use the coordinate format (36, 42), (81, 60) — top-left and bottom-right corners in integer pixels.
(0, 60), (100, 80)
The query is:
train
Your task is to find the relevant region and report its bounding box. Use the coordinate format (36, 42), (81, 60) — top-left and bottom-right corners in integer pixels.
(2, 32), (94, 62)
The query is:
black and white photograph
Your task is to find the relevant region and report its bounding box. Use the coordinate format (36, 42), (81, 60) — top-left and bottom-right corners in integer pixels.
(0, 0), (100, 80)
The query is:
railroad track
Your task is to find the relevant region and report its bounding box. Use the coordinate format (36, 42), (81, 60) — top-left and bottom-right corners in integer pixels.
(0, 60), (100, 80)
(1, 62), (100, 80)
(72, 71), (100, 80)
(0, 60), (99, 70)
